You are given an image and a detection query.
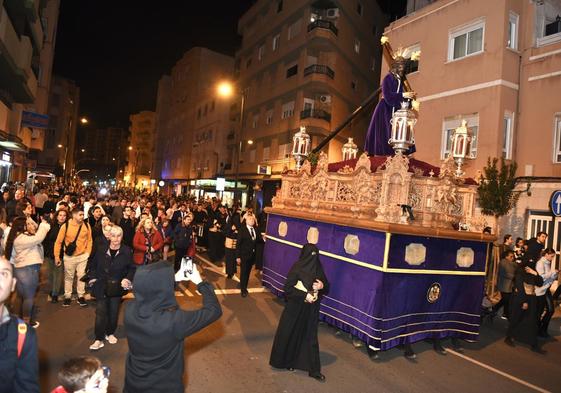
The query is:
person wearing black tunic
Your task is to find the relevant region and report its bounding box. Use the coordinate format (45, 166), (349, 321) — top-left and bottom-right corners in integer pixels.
(504, 260), (545, 353)
(270, 244), (330, 382)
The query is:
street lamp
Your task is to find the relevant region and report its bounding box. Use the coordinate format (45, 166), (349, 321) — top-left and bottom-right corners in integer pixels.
(80, 117), (89, 124)
(216, 81), (246, 205)
(57, 144), (69, 180)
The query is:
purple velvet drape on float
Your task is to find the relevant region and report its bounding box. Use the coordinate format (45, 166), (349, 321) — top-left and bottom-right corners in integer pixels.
(364, 72), (416, 156)
(263, 214), (488, 351)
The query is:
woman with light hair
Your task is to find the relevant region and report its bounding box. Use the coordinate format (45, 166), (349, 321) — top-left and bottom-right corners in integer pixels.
(88, 224), (135, 350)
(132, 217), (164, 265)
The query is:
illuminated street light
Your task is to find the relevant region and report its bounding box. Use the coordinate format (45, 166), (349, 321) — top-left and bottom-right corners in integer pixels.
(80, 117), (89, 124)
(128, 146), (133, 151)
(216, 81), (234, 98)
(81, 149), (85, 153)
(57, 144), (63, 148)
(247, 140), (254, 145)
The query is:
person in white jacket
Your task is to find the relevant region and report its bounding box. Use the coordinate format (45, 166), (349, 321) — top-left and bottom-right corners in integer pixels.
(3, 216), (50, 328)
(535, 248), (559, 337)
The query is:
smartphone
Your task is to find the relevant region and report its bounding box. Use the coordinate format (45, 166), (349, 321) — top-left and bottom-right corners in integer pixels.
(183, 257), (193, 275)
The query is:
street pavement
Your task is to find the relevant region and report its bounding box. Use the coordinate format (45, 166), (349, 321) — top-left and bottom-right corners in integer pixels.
(33, 253), (561, 393)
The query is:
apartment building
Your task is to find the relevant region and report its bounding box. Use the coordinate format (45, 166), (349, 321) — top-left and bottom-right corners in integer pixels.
(127, 111), (156, 188)
(234, 0), (387, 206)
(153, 47), (234, 195)
(382, 0), (561, 247)
(38, 76), (80, 176)
(81, 126), (126, 179)
(0, 0), (60, 182)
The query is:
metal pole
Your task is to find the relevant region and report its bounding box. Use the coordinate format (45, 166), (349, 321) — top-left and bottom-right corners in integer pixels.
(235, 92), (245, 205)
(311, 86), (381, 154)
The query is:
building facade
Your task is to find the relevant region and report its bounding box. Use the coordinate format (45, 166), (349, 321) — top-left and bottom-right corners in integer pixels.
(382, 0), (561, 248)
(80, 126), (126, 180)
(153, 47), (234, 195)
(38, 76), (80, 177)
(234, 0), (387, 208)
(0, 0), (60, 182)
(126, 111), (156, 188)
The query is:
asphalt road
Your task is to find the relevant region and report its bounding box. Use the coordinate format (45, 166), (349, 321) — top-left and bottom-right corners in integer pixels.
(33, 254), (561, 393)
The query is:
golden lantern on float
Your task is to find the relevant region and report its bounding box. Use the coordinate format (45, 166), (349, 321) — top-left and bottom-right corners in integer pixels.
(389, 101), (417, 154)
(342, 137), (358, 161)
(450, 119), (475, 177)
(292, 125), (311, 170)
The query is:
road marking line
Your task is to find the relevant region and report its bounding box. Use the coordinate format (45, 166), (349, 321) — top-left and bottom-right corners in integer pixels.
(214, 287), (267, 295)
(445, 348), (551, 393)
(196, 254), (241, 282)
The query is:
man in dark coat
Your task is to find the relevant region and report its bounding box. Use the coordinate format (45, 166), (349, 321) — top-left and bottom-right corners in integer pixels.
(124, 261), (222, 393)
(0, 256), (39, 393)
(119, 206), (136, 248)
(270, 244), (329, 381)
(236, 214), (258, 297)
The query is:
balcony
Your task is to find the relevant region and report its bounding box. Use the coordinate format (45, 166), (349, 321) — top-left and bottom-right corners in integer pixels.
(307, 19), (338, 36)
(304, 64), (335, 79)
(300, 109), (331, 122)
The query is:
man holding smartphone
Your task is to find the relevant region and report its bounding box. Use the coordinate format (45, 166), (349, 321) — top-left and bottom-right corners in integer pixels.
(124, 260), (222, 393)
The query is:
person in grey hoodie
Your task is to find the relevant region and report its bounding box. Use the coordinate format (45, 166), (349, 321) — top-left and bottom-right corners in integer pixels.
(124, 261), (222, 393)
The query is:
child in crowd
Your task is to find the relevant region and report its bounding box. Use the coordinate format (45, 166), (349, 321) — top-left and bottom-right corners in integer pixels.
(51, 356), (109, 393)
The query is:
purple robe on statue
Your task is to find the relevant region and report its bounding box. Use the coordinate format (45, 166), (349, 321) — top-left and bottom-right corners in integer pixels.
(364, 72), (416, 156)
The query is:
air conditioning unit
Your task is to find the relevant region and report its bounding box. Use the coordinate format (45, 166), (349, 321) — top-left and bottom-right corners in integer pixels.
(326, 8), (339, 18)
(319, 95), (331, 104)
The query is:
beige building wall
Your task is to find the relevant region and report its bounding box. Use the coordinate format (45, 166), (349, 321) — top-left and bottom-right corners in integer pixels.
(0, 0), (59, 181)
(235, 0), (387, 181)
(384, 0), (561, 241)
(153, 47), (235, 187)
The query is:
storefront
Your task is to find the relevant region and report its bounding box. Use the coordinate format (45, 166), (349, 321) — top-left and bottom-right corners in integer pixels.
(189, 178), (250, 207)
(0, 151), (12, 185)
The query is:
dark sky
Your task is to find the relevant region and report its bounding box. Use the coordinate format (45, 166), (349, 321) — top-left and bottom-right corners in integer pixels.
(52, 0), (405, 129)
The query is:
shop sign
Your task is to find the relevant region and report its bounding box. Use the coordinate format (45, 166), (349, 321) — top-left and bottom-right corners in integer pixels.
(21, 111), (49, 129)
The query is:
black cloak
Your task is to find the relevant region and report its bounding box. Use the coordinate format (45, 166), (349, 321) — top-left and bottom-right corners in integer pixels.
(124, 261), (222, 393)
(269, 244), (330, 373)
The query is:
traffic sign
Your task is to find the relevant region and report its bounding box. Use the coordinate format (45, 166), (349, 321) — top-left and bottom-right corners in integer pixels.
(550, 190), (561, 216)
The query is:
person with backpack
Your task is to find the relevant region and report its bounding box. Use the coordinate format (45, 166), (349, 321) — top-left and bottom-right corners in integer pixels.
(0, 255), (39, 393)
(54, 208), (93, 308)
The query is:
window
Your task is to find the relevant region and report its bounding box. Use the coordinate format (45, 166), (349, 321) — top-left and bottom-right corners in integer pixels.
(351, 80), (357, 91)
(277, 0), (283, 13)
(258, 44), (265, 61)
(273, 34), (281, 51)
(266, 109), (273, 125)
(246, 57), (253, 69)
(553, 114), (561, 163)
(441, 114), (479, 159)
(286, 64), (298, 78)
(357, 2), (363, 16)
(281, 101), (295, 119)
(449, 19), (485, 60)
(507, 12), (519, 49)
(370, 57), (376, 72)
(278, 143), (290, 159)
(252, 114), (259, 128)
(210, 100), (215, 111)
(263, 146), (270, 161)
(249, 149), (256, 163)
(204, 104), (208, 115)
(288, 19), (302, 40)
(503, 112), (514, 160)
(354, 38), (361, 54)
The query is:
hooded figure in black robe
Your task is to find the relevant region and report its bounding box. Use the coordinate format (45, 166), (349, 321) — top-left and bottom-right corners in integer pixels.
(123, 261), (222, 393)
(505, 260), (544, 353)
(269, 244), (330, 381)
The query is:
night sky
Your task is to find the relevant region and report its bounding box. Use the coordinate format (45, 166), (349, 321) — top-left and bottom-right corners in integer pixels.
(52, 0), (405, 130)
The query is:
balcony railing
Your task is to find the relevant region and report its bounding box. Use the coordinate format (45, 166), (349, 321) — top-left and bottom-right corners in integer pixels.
(300, 109), (331, 122)
(307, 19), (338, 36)
(304, 64), (335, 79)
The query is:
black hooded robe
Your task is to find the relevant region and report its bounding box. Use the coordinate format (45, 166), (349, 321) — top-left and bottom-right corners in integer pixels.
(124, 262), (222, 393)
(269, 244), (330, 374)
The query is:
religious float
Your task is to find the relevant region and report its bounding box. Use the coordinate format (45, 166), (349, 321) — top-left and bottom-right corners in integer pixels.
(262, 38), (495, 353)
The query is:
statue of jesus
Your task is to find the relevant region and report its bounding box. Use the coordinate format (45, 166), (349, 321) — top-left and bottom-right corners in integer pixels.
(364, 55), (416, 156)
